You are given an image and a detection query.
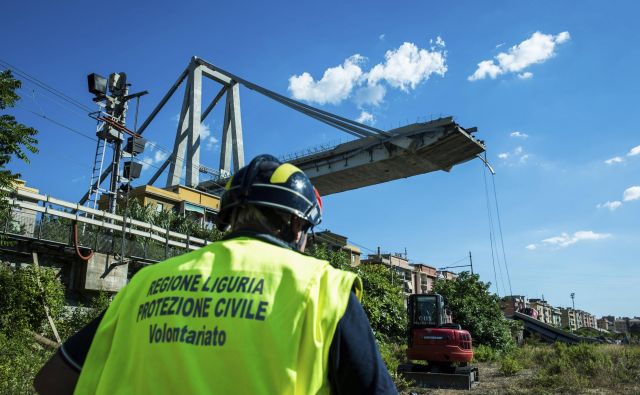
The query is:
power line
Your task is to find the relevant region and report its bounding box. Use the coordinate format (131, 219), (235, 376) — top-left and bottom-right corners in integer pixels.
(13, 103), (227, 191)
(2, 61), (223, 186)
(445, 256), (469, 267)
(0, 59), (93, 113)
(18, 86), (91, 120)
(14, 105), (97, 143)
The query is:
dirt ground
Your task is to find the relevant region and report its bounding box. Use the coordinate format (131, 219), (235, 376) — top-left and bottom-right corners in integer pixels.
(400, 363), (521, 395)
(399, 362), (640, 395)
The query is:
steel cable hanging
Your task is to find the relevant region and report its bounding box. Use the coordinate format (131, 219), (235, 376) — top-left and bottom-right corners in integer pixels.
(483, 157), (508, 297)
(482, 158), (502, 296)
(491, 172), (513, 297)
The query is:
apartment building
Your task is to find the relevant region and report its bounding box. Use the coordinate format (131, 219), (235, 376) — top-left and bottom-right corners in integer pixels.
(310, 230), (361, 266)
(560, 308), (578, 331)
(614, 317), (640, 334)
(529, 299), (554, 325)
(8, 180), (40, 235)
(597, 317), (614, 331)
(361, 253), (414, 296)
(99, 184), (221, 229)
(411, 264), (438, 294)
(500, 295), (529, 317)
(551, 307), (562, 328)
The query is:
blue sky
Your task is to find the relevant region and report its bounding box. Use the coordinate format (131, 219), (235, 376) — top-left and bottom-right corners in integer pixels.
(3, 0), (639, 317)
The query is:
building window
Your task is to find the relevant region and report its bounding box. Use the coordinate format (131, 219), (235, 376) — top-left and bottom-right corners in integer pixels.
(156, 203), (164, 213)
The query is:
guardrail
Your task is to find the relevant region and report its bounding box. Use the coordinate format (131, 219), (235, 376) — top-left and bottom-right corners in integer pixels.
(3, 188), (211, 262)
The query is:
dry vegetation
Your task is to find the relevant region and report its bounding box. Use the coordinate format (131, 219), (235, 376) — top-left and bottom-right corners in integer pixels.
(401, 343), (640, 395)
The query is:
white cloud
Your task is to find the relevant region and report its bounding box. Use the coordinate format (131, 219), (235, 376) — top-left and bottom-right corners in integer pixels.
(289, 40), (447, 106)
(200, 123), (218, 150)
(518, 72), (533, 79)
(496, 43), (505, 48)
(605, 156), (624, 165)
(498, 145), (531, 165)
(379, 34), (385, 40)
(145, 140), (158, 151)
(556, 31), (571, 44)
(154, 150), (168, 163)
(288, 55), (365, 105)
(469, 60), (501, 80)
(525, 244), (537, 250)
(367, 42), (447, 91)
(140, 146), (169, 172)
(597, 201), (622, 211)
(628, 145), (640, 157)
(356, 111), (375, 125)
(354, 84), (386, 107)
(468, 31), (570, 81)
(623, 186), (640, 202)
(510, 131), (529, 139)
(140, 157), (155, 171)
(538, 230), (611, 249)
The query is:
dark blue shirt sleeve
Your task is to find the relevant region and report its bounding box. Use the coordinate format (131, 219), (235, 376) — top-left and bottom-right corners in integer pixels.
(328, 292), (398, 395)
(58, 311), (105, 371)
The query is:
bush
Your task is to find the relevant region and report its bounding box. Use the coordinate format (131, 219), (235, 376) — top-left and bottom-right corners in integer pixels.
(0, 264), (64, 335)
(0, 263), (112, 395)
(0, 331), (53, 395)
(473, 344), (500, 362)
(500, 355), (523, 376)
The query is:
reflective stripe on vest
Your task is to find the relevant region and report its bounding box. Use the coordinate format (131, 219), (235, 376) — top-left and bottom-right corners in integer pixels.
(74, 237), (362, 395)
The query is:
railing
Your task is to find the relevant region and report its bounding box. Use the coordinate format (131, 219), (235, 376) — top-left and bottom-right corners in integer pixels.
(3, 188), (211, 262)
(279, 138), (348, 163)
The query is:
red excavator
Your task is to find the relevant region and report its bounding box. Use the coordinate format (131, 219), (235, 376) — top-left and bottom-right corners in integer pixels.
(398, 293), (479, 390)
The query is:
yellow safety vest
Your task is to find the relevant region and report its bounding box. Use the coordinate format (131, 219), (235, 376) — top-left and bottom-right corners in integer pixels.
(74, 237), (362, 395)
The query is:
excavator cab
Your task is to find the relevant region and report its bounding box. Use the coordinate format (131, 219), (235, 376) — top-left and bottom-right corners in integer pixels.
(405, 294), (473, 364)
(408, 294), (447, 328)
(399, 293), (479, 389)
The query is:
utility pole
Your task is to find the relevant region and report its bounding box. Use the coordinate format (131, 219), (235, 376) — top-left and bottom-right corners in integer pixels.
(86, 72), (148, 214)
(570, 292), (575, 310)
(107, 74), (127, 214)
(468, 251), (474, 275)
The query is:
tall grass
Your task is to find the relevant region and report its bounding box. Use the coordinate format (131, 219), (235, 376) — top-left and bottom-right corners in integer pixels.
(492, 343), (640, 394)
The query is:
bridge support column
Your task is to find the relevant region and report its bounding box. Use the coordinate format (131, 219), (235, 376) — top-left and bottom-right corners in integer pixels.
(219, 82), (244, 174)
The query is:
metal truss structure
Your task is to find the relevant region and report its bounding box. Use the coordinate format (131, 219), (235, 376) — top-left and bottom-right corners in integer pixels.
(80, 56), (389, 205)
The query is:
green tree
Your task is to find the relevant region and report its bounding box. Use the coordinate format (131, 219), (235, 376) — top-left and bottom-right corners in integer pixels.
(0, 70), (39, 230)
(306, 244), (406, 342)
(0, 264), (64, 335)
(433, 271), (516, 351)
(355, 264), (407, 342)
(0, 263), (110, 394)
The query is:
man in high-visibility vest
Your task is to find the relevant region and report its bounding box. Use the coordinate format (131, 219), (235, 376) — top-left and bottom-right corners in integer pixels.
(35, 154), (397, 394)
